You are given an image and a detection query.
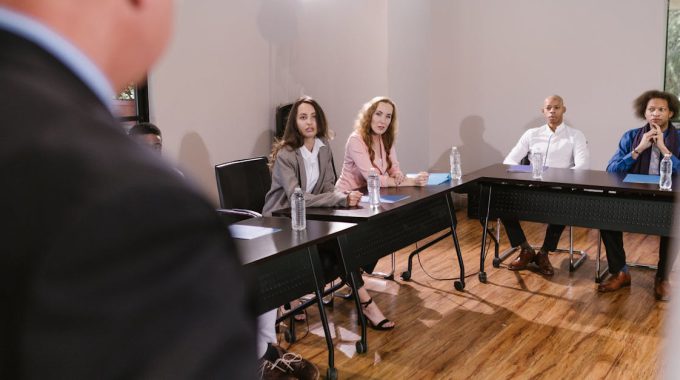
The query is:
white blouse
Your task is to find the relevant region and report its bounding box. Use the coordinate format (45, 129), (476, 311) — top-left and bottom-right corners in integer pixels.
(298, 138), (324, 192)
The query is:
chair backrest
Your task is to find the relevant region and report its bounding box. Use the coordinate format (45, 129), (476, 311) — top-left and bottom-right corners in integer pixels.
(520, 155), (530, 165)
(215, 157), (271, 212)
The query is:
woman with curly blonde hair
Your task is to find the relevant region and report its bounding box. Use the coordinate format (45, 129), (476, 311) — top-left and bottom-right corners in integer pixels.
(336, 96), (428, 191)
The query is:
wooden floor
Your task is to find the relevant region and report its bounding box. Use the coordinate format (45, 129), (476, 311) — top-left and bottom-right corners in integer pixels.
(280, 210), (673, 379)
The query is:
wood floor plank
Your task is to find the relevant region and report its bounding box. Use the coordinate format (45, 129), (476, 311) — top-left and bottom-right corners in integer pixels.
(279, 210), (670, 379)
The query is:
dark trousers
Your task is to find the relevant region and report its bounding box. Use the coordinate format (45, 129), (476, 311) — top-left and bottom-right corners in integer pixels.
(319, 240), (377, 289)
(502, 218), (566, 252)
(600, 230), (676, 280)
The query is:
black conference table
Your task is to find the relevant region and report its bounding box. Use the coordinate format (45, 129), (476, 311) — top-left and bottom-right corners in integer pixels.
(233, 216), (356, 380)
(273, 183), (466, 354)
(452, 164), (677, 283)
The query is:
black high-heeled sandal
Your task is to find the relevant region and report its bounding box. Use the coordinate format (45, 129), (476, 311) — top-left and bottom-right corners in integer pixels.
(360, 297), (395, 330)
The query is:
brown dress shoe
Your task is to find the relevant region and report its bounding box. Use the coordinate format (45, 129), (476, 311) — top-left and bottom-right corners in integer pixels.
(260, 346), (320, 380)
(597, 271), (631, 293)
(508, 247), (536, 271)
(534, 252), (554, 276)
(655, 278), (671, 301)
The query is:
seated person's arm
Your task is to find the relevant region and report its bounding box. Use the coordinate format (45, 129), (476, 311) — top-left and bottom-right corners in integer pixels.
(606, 131), (636, 173)
(386, 146), (427, 186)
(573, 131), (591, 170)
(504, 130), (531, 165)
(273, 150), (347, 207)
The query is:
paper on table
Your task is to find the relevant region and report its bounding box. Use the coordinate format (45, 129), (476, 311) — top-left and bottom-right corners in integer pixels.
(229, 224), (281, 240)
(406, 172), (450, 185)
(360, 195), (410, 204)
(623, 174), (660, 184)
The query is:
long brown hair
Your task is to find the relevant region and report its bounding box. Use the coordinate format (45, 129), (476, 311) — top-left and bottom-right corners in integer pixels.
(269, 96), (330, 168)
(354, 97), (398, 173)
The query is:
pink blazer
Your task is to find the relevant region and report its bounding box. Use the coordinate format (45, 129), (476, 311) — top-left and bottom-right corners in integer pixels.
(336, 131), (402, 191)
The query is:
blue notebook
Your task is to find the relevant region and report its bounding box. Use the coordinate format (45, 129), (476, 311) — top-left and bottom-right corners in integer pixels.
(360, 195), (410, 204)
(406, 172), (451, 185)
(426, 173), (451, 185)
(623, 174), (660, 184)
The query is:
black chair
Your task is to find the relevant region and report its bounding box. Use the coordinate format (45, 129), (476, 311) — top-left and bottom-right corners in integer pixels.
(215, 157), (310, 338)
(215, 156), (340, 345)
(215, 156), (271, 213)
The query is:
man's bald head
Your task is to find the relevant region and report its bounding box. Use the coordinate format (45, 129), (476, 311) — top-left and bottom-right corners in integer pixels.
(0, 0), (174, 92)
(542, 95), (566, 130)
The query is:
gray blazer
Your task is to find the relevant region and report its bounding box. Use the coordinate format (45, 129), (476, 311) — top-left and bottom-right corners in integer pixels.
(262, 144), (347, 216)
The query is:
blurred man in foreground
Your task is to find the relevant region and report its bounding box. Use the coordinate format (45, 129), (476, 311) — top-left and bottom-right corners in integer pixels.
(0, 1), (255, 378)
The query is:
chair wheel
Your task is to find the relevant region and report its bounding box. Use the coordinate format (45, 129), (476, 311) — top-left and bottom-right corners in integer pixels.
(401, 271), (411, 281)
(492, 257), (501, 268)
(478, 272), (487, 283)
(284, 329), (296, 343)
(327, 368), (338, 380)
(355, 340), (367, 354)
(454, 281), (464, 291)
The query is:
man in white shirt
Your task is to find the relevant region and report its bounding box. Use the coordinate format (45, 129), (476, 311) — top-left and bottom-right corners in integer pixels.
(502, 95), (590, 275)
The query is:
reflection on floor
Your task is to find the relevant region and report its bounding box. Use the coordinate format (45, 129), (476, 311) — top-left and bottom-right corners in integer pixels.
(278, 210), (672, 379)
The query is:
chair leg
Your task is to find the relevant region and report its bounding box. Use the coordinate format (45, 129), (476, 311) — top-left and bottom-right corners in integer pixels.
(330, 279), (353, 300)
(558, 225), (587, 272)
(365, 253), (396, 280)
(494, 219), (518, 265)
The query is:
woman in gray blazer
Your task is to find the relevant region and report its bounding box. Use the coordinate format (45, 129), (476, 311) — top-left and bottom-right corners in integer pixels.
(263, 96), (396, 331)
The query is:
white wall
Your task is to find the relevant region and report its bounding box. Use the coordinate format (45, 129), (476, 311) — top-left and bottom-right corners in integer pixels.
(387, 0), (431, 172)
(151, 0), (270, 203)
(428, 0), (668, 173)
(151, 0), (668, 203)
(152, 0), (387, 204)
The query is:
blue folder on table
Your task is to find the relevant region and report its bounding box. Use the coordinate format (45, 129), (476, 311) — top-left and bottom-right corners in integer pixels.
(406, 172), (451, 185)
(426, 173), (451, 185)
(623, 174), (660, 184)
(360, 194), (410, 204)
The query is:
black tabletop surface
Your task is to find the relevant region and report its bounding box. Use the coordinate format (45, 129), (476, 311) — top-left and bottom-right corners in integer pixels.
(272, 182), (462, 223)
(232, 217), (356, 265)
(452, 163), (678, 197)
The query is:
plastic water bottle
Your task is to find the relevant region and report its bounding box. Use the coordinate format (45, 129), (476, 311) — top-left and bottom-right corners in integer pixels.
(367, 168), (380, 208)
(660, 153), (673, 190)
(530, 150), (545, 179)
(291, 187), (306, 230)
(450, 146), (462, 180)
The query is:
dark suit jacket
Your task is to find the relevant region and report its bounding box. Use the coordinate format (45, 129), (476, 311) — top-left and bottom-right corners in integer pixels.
(0, 29), (256, 379)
